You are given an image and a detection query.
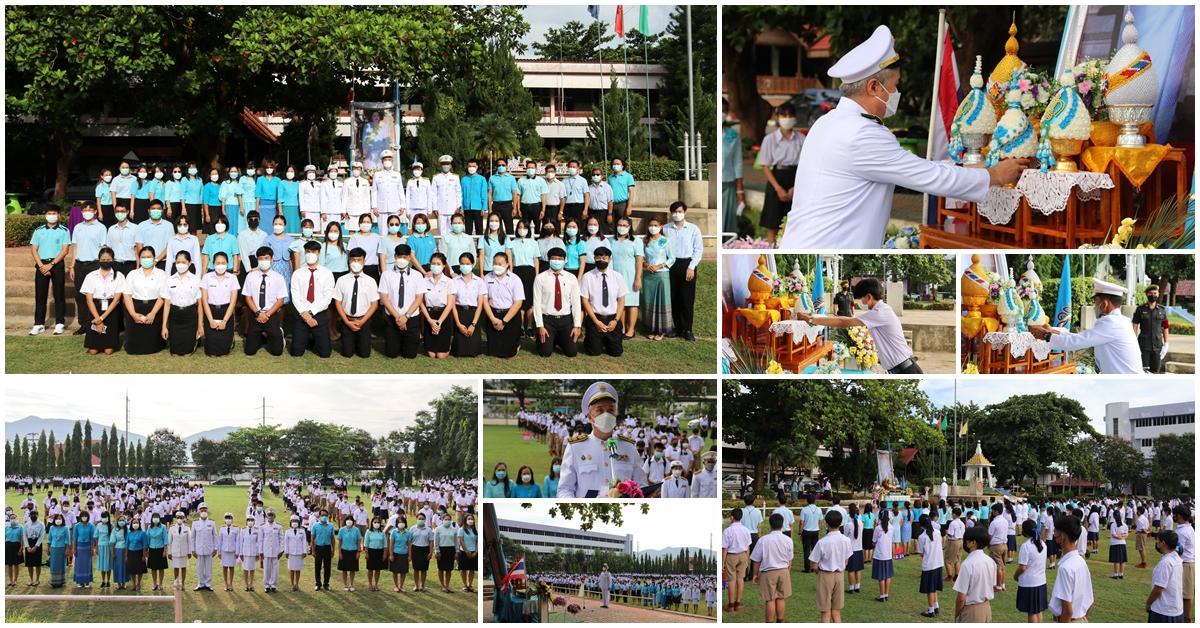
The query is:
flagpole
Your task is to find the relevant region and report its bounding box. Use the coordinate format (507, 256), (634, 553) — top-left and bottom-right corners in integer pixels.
(685, 5), (696, 181)
(924, 9), (948, 227)
(623, 43), (632, 159)
(597, 12), (609, 163)
(643, 9), (652, 160)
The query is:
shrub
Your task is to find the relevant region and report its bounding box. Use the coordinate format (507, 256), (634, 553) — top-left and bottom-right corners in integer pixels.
(1038, 276), (1094, 326)
(903, 300), (954, 311)
(1171, 322), (1194, 336)
(5, 213), (44, 248)
(582, 159), (681, 182)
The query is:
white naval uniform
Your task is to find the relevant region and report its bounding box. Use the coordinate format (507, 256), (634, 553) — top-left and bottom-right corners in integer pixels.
(1048, 310), (1142, 374)
(781, 97), (991, 249)
(599, 570), (612, 606)
(662, 475), (690, 498)
(432, 172), (462, 236)
(237, 527), (262, 572)
(691, 468), (718, 498)
(299, 180), (323, 226)
(284, 528), (308, 571)
(319, 180), (344, 230)
(191, 518), (217, 587)
(342, 176), (374, 220)
(557, 433), (649, 498)
(372, 170), (407, 227)
(218, 524), (240, 567)
(259, 521), (284, 587)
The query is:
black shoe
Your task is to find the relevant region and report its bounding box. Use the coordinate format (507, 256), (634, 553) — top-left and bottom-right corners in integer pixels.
(921, 610), (937, 618)
(682, 331), (695, 341)
(73, 327), (87, 336)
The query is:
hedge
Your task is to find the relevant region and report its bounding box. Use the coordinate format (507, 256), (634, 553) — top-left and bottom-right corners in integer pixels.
(1037, 277), (1094, 326)
(5, 213), (44, 248)
(1172, 322), (1195, 336)
(903, 300), (955, 310)
(582, 159), (682, 182)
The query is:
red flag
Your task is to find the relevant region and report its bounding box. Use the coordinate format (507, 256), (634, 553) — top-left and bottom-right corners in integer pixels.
(345, 86), (355, 108)
(614, 6), (625, 38)
(930, 26), (960, 162)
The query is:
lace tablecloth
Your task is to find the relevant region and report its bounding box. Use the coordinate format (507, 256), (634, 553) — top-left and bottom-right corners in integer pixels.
(976, 169), (1114, 225)
(983, 331), (1052, 360)
(769, 320), (826, 345)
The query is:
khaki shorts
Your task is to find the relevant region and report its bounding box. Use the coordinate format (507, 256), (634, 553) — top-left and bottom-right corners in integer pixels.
(815, 570), (844, 612)
(946, 539), (963, 560)
(989, 544), (1006, 567)
(1184, 562), (1194, 601)
(725, 552), (748, 581)
(758, 568), (791, 602)
(1135, 532), (1147, 552)
(957, 601), (992, 623)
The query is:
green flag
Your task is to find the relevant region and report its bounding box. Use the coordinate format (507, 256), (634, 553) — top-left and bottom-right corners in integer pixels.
(639, 5), (649, 34)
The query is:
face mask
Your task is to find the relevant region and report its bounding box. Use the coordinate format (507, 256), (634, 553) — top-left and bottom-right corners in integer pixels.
(387, 225), (401, 235)
(549, 259), (565, 271)
(328, 172), (337, 180)
(616, 225), (630, 236)
(120, 167), (131, 176)
(467, 166), (478, 174)
(82, 211), (95, 222)
(414, 223), (428, 234)
(1147, 295), (1159, 303)
(229, 172), (239, 180)
(388, 258), (408, 271)
(102, 175), (113, 183)
(177, 224), (188, 234)
(417, 520), (426, 528)
(429, 264), (444, 275)
(151, 517), (160, 524)
(210, 174), (220, 182)
(258, 259), (272, 271)
(672, 212), (686, 222)
(496, 470), (508, 480)
(137, 172), (147, 180)
(596, 260), (609, 271)
(175, 262), (190, 274)
(591, 175), (602, 183)
(654, 452), (663, 460)
(305, 172), (317, 181)
(874, 82), (901, 118)
(777, 117), (797, 130)
(672, 469), (682, 478)
(459, 263), (474, 275)
(273, 224), (285, 235)
(493, 265), (508, 276)
(199, 512), (208, 519)
(612, 164), (624, 173)
(593, 411), (618, 433)
(587, 225), (599, 235)
(140, 258), (154, 269)
(327, 231), (340, 241)
(546, 172), (556, 180)
(526, 170), (537, 178)
(412, 169), (423, 177)
(150, 209), (163, 220)
(496, 166), (506, 174)
(704, 462), (715, 471)
(488, 220), (502, 231)
(99, 261), (114, 271)
(186, 167), (198, 176)
(172, 172), (182, 180)
(360, 222), (372, 233)
(115, 212), (128, 222)
(565, 227), (578, 237)
(215, 223), (227, 234)
(451, 223), (465, 234)
(304, 252), (319, 266)
(567, 168), (578, 176)
(398, 523), (406, 530)
(648, 225), (662, 235)
(372, 522), (381, 529)
(517, 228), (529, 237)
(46, 214), (59, 224)
(247, 218), (260, 230)
(291, 522), (299, 528)
(437, 164), (451, 174)
(320, 516), (329, 523)
(350, 261), (364, 274)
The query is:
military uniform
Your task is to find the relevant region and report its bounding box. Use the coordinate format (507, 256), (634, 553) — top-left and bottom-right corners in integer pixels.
(1047, 279), (1142, 374)
(1131, 302), (1168, 372)
(259, 518), (284, 590)
(191, 510), (217, 590)
(691, 463), (718, 498)
(557, 433), (648, 498)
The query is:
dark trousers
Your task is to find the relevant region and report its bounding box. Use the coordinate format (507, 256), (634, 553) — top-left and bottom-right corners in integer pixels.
(542, 203), (562, 225)
(34, 260), (67, 325)
(669, 258), (696, 334)
(563, 202), (584, 224)
(745, 533), (760, 581)
(584, 314), (623, 357)
(290, 308), (331, 358)
(888, 358), (924, 374)
(1140, 343), (1162, 373)
(491, 201), (514, 233)
(463, 210), (484, 236)
(245, 310), (284, 355)
(314, 545), (332, 587)
(801, 530), (819, 571)
(72, 259), (99, 327)
(520, 204), (542, 231)
(383, 314), (421, 358)
(537, 314), (577, 357)
(339, 317), (372, 358)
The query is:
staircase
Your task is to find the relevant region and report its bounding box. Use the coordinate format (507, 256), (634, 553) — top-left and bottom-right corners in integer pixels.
(6, 247), (80, 331)
(1164, 345), (1194, 374)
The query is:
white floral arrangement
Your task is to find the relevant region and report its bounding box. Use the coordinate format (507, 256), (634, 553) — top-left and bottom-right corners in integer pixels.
(883, 225), (921, 249)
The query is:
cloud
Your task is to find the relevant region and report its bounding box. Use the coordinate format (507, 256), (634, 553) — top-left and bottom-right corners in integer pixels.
(492, 502), (713, 552)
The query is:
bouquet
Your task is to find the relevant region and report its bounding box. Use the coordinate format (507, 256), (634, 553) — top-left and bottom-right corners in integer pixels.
(725, 236), (774, 249)
(1071, 58), (1109, 120)
(614, 479), (644, 498)
(963, 362), (980, 374)
(814, 360), (843, 374)
(772, 273), (808, 297)
(832, 341), (852, 363)
(1012, 67), (1054, 119)
(883, 225), (921, 249)
(847, 326), (879, 370)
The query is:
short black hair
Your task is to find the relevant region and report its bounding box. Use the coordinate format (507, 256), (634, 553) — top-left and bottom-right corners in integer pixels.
(1156, 530), (1179, 549)
(348, 247), (366, 260)
(775, 102), (797, 116)
(852, 277), (883, 300)
(769, 513), (784, 531)
(246, 210), (260, 221)
(1054, 514), (1081, 541)
(594, 246), (611, 258)
(824, 510), (843, 528)
(394, 244), (412, 257)
(547, 247), (566, 259)
(303, 240), (321, 253)
(963, 525), (990, 550)
(1096, 293), (1124, 308)
(149, 200), (164, 209)
(730, 508), (743, 522)
(255, 246), (273, 258)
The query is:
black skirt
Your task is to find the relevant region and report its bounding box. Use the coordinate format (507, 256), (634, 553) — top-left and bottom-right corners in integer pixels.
(84, 301), (122, 352)
(436, 545), (455, 571)
(487, 315), (522, 358)
(759, 166), (797, 229)
(423, 307), (452, 353)
(451, 305), (483, 357)
(204, 303), (235, 356)
(147, 546), (166, 570)
(514, 265), (535, 311)
(132, 197), (152, 223)
(410, 545), (430, 571)
(1016, 584), (1048, 614)
(919, 567), (943, 593)
(366, 547), (386, 571)
(6, 541), (21, 565)
(389, 552), (409, 574)
(125, 299), (165, 354)
(167, 304), (199, 355)
(846, 549), (864, 572)
(1109, 544), (1128, 563)
(126, 548), (146, 575)
(456, 549), (475, 571)
(183, 203), (203, 229)
(338, 549), (359, 572)
(23, 544), (42, 567)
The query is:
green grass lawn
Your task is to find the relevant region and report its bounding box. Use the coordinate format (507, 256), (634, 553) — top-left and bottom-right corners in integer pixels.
(5, 485), (477, 623)
(5, 264), (716, 375)
(723, 528), (1161, 623)
(481, 425), (716, 492)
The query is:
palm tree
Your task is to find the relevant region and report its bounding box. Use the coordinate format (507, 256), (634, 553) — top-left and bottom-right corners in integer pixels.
(474, 114), (520, 168)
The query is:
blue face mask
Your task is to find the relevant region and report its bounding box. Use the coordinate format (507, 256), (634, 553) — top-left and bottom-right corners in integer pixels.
(496, 166), (506, 174)
(549, 259), (566, 271)
(495, 470), (507, 480)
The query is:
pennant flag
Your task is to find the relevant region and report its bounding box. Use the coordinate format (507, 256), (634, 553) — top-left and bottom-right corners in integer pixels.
(812, 256), (826, 314)
(587, 5), (599, 19)
(958, 418), (969, 437)
(344, 87), (355, 108)
(615, 6), (625, 38)
(638, 5), (650, 33)
(938, 413), (947, 432)
(1055, 255), (1072, 329)
(930, 25), (960, 163)
(499, 554), (526, 592)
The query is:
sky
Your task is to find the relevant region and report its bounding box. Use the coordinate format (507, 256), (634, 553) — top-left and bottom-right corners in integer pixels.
(918, 378), (1195, 433)
(3, 376), (474, 438)
(522, 4), (675, 53)
(492, 502), (714, 552)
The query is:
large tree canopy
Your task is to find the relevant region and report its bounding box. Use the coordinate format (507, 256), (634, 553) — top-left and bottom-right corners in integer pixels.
(965, 392), (1096, 486)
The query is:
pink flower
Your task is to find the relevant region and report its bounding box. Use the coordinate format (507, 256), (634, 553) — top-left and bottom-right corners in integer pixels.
(1077, 80), (1092, 95)
(1017, 79), (1031, 91)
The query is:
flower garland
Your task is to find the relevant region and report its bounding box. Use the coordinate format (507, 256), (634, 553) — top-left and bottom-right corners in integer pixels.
(883, 225), (921, 249)
(725, 236), (774, 249)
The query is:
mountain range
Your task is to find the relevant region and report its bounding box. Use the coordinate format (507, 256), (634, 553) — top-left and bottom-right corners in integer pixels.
(4, 415), (240, 447)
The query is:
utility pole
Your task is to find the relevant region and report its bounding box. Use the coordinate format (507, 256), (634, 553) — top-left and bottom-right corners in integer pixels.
(685, 5), (696, 180)
(261, 397), (268, 427)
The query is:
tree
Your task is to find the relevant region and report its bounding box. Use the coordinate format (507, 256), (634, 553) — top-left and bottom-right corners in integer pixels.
(843, 254), (954, 290)
(584, 75), (649, 163)
(46, 431), (57, 475)
(968, 393), (1096, 486)
(142, 438), (154, 475)
(191, 438), (244, 480)
(1150, 433), (1194, 497)
(35, 431), (48, 478)
(406, 386), (478, 479)
(533, 20), (615, 61)
(4, 441), (12, 475)
(226, 425), (287, 481)
(83, 420), (93, 476)
(145, 428), (188, 474)
(474, 114), (521, 169)
(118, 436), (127, 475)
(132, 442), (142, 474)
(99, 430), (109, 476)
(1097, 436), (1147, 493)
(656, 5), (717, 164)
(108, 425), (119, 475)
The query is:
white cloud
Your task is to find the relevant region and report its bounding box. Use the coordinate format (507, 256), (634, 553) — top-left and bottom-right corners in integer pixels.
(491, 501), (715, 552)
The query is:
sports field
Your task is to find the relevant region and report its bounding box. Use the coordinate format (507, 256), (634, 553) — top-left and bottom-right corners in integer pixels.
(4, 485), (478, 623)
(722, 527), (1164, 623)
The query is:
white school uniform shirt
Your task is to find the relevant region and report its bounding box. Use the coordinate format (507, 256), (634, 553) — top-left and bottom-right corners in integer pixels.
(1150, 551), (1184, 617)
(945, 518), (965, 540)
(854, 301), (912, 369)
(953, 549), (997, 605)
(378, 266), (427, 317)
(1049, 551), (1093, 619)
(721, 522), (751, 554)
(334, 272), (379, 316)
(1136, 514), (1150, 533)
(988, 517), (1008, 546)
(163, 271), (201, 307)
(123, 267), (168, 300)
(1110, 522), (1128, 545)
(916, 529), (943, 572)
(1048, 310), (1142, 374)
(872, 524), (893, 558)
(748, 530), (794, 572)
(1175, 523), (1194, 562)
(842, 519), (864, 552)
(290, 264), (336, 316)
(431, 172), (462, 213)
(342, 176), (373, 217)
(79, 269), (127, 311)
(809, 530), (853, 571)
(1087, 512), (1100, 533)
(580, 267), (627, 317)
(1017, 539), (1047, 587)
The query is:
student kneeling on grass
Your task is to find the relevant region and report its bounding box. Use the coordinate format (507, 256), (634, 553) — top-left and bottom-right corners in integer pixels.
(580, 245), (627, 357)
(954, 525), (997, 622)
(750, 513), (794, 623)
(378, 244), (426, 359)
(795, 276), (922, 374)
(290, 240), (336, 358)
(333, 247), (379, 358)
(809, 509), (852, 623)
(532, 247), (582, 357)
(242, 246), (288, 356)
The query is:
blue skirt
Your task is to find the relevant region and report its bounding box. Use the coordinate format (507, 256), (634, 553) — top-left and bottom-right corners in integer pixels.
(282, 204), (301, 234)
(919, 567), (943, 593)
(1149, 610), (1185, 623)
(113, 547), (128, 583)
(901, 523), (912, 543)
(1087, 531), (1100, 542)
(1109, 544), (1128, 563)
(1046, 538), (1059, 557)
(871, 558), (893, 581)
(96, 542), (112, 572)
(257, 199), (278, 226)
(847, 549), (865, 572)
(73, 540), (94, 584)
(49, 545), (67, 587)
(1007, 535), (1017, 552)
(1016, 584), (1048, 614)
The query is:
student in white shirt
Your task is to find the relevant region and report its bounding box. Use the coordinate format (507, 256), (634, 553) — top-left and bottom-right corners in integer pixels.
(1171, 505), (1194, 623)
(1136, 506), (1152, 569)
(945, 507), (966, 582)
(289, 240), (336, 358)
(915, 514), (944, 617)
(842, 503), (865, 595)
(1014, 520), (1049, 622)
(809, 510), (852, 622)
(749, 513), (794, 623)
(1147, 530), (1185, 622)
(987, 504), (1009, 592)
(333, 248), (379, 358)
(796, 277), (920, 373)
(1049, 514), (1094, 622)
(1110, 510), (1130, 579)
(953, 525), (996, 622)
(871, 510), (894, 601)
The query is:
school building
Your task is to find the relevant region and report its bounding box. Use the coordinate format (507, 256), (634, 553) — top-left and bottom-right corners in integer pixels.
(497, 518), (633, 556)
(1104, 400), (1196, 458)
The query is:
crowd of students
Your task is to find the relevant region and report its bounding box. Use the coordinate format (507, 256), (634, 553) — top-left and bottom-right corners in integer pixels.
(721, 492), (1195, 623)
(534, 570), (717, 615)
(27, 156), (707, 361)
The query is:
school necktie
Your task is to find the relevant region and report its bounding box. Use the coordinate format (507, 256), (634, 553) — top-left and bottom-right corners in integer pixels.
(553, 273), (562, 311)
(601, 272), (609, 308)
(350, 276), (359, 316)
(398, 271), (405, 310)
(307, 270), (315, 303)
(258, 275), (267, 309)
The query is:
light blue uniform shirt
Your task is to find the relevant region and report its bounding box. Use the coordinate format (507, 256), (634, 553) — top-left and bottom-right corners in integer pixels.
(255, 176), (281, 201)
(320, 243), (349, 273)
(643, 235), (674, 272)
(336, 525), (362, 551)
(135, 219), (173, 255)
(278, 180), (300, 206)
(163, 179), (184, 203)
(516, 175), (548, 204)
(109, 174), (135, 200)
(95, 181), (113, 205)
(799, 503), (822, 531)
(488, 173), (518, 202)
(218, 180), (243, 208)
(364, 529), (388, 550)
(71, 221), (108, 261)
(145, 524), (169, 549)
(479, 235), (509, 272)
(508, 236), (539, 268)
(562, 175), (588, 203)
(146, 179), (165, 201)
(456, 527), (477, 553)
(311, 521), (335, 546)
(740, 506), (763, 535)
(389, 528), (411, 554)
(409, 525), (433, 547)
(607, 171), (636, 202)
(240, 175), (257, 206)
(106, 222), (138, 262)
(181, 177), (204, 204)
(408, 233), (436, 266)
(664, 221), (703, 269)
(563, 238), (586, 271)
(202, 182), (222, 206)
(132, 179), (154, 200)
(722, 126), (744, 183)
(201, 232), (239, 271)
(460, 174), (488, 211)
(30, 224), (70, 259)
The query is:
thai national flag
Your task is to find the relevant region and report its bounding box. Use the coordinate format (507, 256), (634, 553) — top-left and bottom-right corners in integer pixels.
(500, 555), (526, 592)
(930, 26), (961, 163)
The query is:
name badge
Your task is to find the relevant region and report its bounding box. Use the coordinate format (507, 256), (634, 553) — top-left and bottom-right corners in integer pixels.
(100, 299), (109, 312)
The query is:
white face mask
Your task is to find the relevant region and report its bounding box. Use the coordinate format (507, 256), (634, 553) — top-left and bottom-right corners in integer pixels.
(546, 172), (556, 180)
(672, 212), (686, 223)
(489, 221), (500, 232)
(214, 223), (227, 233)
(306, 172), (317, 181)
(177, 224), (189, 234)
(587, 225), (599, 235)
(352, 169), (361, 177)
(521, 474), (533, 483)
(493, 265), (508, 276)
(46, 214), (59, 224)
(286, 171), (295, 180)
(648, 225), (661, 235)
(214, 264), (227, 274)
(200, 512), (208, 519)
(154, 171), (164, 180)
(82, 211), (95, 222)
(593, 411), (618, 433)
(137, 172), (148, 179)
(428, 264), (443, 275)
(265, 168), (274, 175)
(395, 258), (410, 270)
(412, 169), (423, 177)
(874, 81), (901, 118)
(350, 261), (364, 274)
(382, 160), (393, 170)
(327, 231), (340, 241)
(175, 262), (190, 274)
(777, 117), (797, 130)
(672, 469), (682, 478)
(258, 259), (271, 271)
(172, 172), (182, 180)
(304, 252), (319, 266)
(466, 166), (477, 174)
(567, 167), (578, 176)
(102, 175), (112, 183)
(616, 225), (630, 235)
(210, 174), (219, 182)
(273, 224), (286, 234)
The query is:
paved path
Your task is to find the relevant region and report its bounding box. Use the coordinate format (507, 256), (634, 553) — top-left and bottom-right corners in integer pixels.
(543, 594), (714, 623)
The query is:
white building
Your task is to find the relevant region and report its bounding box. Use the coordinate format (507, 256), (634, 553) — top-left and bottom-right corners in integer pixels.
(1105, 400), (1195, 457)
(497, 518), (633, 556)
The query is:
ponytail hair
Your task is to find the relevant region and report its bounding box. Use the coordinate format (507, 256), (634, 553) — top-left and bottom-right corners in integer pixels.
(1022, 519), (1043, 552)
(919, 514), (934, 542)
(879, 509), (890, 534)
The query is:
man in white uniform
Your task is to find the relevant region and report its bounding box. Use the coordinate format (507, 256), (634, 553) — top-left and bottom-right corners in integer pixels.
(371, 149), (406, 229)
(557, 381), (650, 498)
(599, 564), (612, 608)
(1029, 278), (1142, 374)
(431, 154), (462, 236)
(780, 25), (1029, 249)
(191, 502), (218, 591)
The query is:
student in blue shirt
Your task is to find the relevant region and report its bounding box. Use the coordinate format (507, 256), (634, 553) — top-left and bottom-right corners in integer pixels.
(488, 160), (519, 233)
(131, 164), (154, 221)
(255, 160), (282, 226)
(201, 167), (223, 234)
(145, 515), (169, 591)
(510, 466), (542, 498)
(483, 463), (510, 498)
(516, 159), (548, 229)
(71, 512), (96, 587)
(663, 201), (703, 341)
(180, 162), (205, 235)
(147, 166), (167, 215)
(335, 517), (362, 591)
(310, 510), (335, 591)
(218, 166), (244, 237)
(28, 207), (71, 336)
(456, 515), (477, 593)
(278, 164), (302, 234)
(407, 214), (437, 271)
(561, 218), (587, 282)
(134, 201), (174, 269)
(46, 513), (70, 588)
(607, 157), (637, 220)
(544, 458), (562, 498)
(388, 518), (412, 592)
(363, 517), (388, 592)
(95, 168), (115, 227)
(460, 159), (489, 234)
